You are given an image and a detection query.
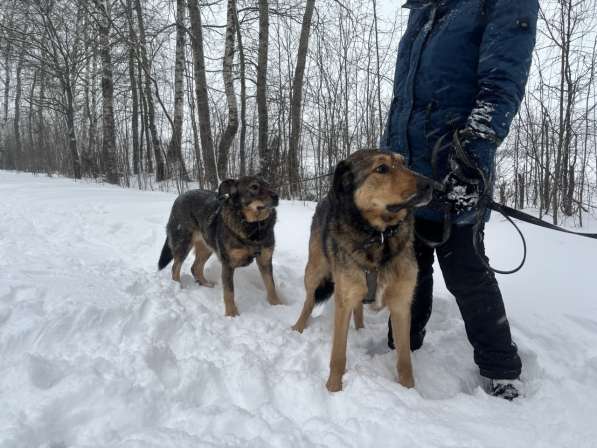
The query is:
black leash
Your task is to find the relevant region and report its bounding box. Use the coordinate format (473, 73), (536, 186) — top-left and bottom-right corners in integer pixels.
(426, 132), (597, 275)
(487, 201), (597, 239)
(274, 171), (334, 190)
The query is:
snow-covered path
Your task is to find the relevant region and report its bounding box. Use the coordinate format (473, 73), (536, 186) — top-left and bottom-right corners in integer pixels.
(1, 171), (596, 448)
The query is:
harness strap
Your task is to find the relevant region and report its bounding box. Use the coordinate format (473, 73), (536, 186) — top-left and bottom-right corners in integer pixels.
(363, 270), (378, 304)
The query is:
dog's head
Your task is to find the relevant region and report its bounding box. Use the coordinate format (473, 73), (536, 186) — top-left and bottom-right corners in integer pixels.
(218, 176), (279, 223)
(331, 150), (433, 230)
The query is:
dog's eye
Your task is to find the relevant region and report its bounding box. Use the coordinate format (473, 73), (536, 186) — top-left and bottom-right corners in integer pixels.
(375, 164), (390, 174)
(250, 183), (259, 192)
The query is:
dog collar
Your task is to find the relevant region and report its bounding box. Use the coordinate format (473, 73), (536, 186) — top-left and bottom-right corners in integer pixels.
(362, 222), (402, 248)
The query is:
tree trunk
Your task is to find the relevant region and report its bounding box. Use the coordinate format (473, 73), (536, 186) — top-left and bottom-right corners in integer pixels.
(166, 0), (189, 180)
(13, 51), (24, 170)
(288, 0), (315, 196)
(185, 56), (202, 184)
(256, 0), (270, 180)
(66, 87), (81, 179)
(126, 0), (141, 175)
(96, 0), (119, 184)
(1, 41), (11, 169)
(27, 70), (37, 171)
(187, 0), (218, 188)
(234, 5), (247, 176)
(217, 0), (239, 180)
(134, 0), (166, 181)
(138, 59), (151, 173)
(372, 0), (383, 138)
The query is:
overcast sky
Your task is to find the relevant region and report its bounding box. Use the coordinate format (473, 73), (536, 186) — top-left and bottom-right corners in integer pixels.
(378, 0), (402, 18)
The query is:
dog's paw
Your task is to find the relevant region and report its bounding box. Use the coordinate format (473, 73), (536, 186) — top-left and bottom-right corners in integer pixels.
(291, 322), (305, 333)
(326, 377), (343, 393)
(197, 280), (215, 288)
(398, 376), (415, 389)
(268, 296), (283, 306)
(225, 306), (240, 318)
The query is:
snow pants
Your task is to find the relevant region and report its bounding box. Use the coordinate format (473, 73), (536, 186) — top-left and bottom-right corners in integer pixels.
(388, 218), (522, 380)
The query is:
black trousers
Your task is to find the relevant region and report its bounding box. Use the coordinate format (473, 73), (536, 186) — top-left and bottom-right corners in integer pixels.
(389, 218), (522, 380)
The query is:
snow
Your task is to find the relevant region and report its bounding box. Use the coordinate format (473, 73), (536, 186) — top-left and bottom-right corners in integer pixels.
(1, 171), (597, 448)
(467, 99), (497, 140)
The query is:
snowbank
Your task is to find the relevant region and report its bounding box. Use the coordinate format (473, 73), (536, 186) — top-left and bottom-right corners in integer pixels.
(1, 171), (596, 447)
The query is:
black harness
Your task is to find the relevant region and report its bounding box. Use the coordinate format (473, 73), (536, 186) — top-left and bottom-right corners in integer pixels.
(360, 222), (403, 304)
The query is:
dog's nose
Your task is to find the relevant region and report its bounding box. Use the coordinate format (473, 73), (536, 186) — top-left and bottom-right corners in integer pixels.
(417, 177), (433, 195)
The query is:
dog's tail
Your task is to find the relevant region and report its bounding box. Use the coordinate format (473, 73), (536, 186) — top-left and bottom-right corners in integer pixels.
(314, 277), (335, 304)
(158, 239), (173, 270)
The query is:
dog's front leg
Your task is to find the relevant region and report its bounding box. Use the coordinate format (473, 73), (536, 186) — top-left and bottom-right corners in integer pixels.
(256, 247), (282, 306)
(221, 264), (239, 317)
(326, 269), (367, 392)
(383, 261), (417, 388)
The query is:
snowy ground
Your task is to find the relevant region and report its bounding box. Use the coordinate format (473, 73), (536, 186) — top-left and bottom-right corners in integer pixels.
(1, 171), (597, 448)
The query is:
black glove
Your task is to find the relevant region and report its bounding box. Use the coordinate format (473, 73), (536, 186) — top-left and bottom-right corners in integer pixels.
(443, 132), (486, 215)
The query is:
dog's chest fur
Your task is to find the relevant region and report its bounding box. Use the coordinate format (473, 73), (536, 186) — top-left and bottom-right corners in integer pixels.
(331, 221), (409, 272)
(204, 206), (276, 268)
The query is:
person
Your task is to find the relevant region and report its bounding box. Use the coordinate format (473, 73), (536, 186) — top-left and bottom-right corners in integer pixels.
(381, 0), (539, 400)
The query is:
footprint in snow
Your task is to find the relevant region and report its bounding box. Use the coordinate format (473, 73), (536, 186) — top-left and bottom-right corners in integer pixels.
(28, 355), (68, 390)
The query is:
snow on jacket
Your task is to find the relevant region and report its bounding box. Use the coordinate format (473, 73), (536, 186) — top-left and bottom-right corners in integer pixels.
(382, 0), (538, 222)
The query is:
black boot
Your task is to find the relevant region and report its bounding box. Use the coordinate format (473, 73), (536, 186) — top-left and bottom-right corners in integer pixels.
(483, 378), (522, 401)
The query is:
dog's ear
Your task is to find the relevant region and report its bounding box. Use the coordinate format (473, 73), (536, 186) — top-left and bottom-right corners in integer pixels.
(218, 179), (238, 201)
(331, 160), (353, 198)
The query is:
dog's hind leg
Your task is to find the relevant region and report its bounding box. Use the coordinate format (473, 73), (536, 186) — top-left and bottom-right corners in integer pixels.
(326, 270), (367, 392)
(353, 303), (364, 330)
(292, 261), (330, 333)
(191, 233), (214, 287)
(256, 247), (282, 306)
(170, 233), (193, 284)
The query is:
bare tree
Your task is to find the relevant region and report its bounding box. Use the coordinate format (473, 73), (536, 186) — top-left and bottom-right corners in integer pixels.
(94, 0), (119, 184)
(256, 0), (270, 179)
(288, 0), (316, 196)
(134, 0), (166, 181)
(188, 0), (218, 188)
(217, 0), (239, 180)
(166, 0), (189, 181)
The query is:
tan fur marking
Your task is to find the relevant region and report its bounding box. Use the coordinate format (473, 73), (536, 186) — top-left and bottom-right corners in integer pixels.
(223, 287), (239, 317)
(256, 247), (282, 306)
(381, 255), (418, 388)
(172, 259), (183, 283)
(191, 232), (214, 287)
(242, 200), (272, 223)
(228, 248), (251, 266)
(326, 269), (368, 392)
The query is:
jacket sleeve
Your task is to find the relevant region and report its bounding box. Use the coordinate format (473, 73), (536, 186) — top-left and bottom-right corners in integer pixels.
(464, 0), (539, 176)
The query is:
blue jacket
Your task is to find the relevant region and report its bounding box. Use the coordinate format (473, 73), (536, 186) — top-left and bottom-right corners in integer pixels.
(382, 0), (538, 222)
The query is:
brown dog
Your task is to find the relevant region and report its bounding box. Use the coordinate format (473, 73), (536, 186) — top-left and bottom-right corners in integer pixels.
(292, 150), (432, 392)
(158, 177), (281, 317)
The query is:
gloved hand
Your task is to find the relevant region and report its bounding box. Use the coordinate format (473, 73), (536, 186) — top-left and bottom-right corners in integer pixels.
(443, 131), (486, 215)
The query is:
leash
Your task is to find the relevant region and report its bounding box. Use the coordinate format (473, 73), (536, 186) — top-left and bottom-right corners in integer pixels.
(426, 132), (597, 275)
(486, 201), (597, 240)
(273, 171), (334, 190)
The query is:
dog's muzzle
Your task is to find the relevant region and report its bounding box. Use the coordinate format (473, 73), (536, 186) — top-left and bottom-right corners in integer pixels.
(386, 181), (433, 214)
